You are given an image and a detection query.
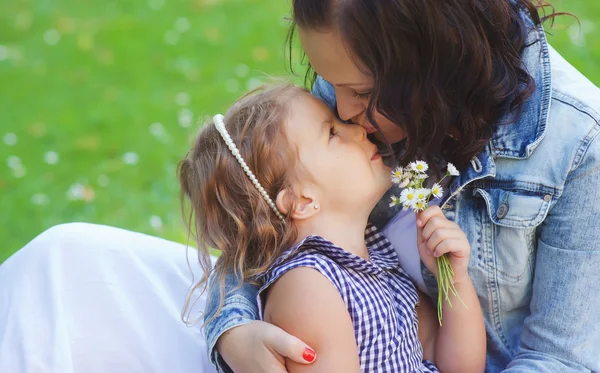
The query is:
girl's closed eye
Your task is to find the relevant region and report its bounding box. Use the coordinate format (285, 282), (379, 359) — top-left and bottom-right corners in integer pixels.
(329, 124), (338, 139)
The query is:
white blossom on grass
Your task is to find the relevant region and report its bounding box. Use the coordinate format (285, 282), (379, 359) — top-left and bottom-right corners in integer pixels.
(123, 152), (139, 165)
(44, 151), (59, 165)
(3, 132), (17, 146)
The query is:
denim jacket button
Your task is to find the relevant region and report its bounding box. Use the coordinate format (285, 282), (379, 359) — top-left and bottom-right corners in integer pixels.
(544, 194), (552, 202)
(497, 203), (509, 219)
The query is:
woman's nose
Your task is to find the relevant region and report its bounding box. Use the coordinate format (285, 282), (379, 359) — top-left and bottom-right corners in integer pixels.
(335, 92), (365, 123)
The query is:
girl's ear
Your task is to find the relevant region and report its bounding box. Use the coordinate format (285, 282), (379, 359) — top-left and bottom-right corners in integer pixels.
(276, 188), (320, 221)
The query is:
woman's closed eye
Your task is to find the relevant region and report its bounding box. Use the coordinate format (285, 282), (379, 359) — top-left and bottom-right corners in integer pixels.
(352, 90), (372, 100)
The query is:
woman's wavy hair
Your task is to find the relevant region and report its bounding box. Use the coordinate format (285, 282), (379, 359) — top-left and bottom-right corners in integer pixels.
(289, 0), (567, 166)
(178, 84), (305, 324)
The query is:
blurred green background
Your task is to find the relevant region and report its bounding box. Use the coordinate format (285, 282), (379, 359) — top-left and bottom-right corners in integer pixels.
(1, 0), (598, 262)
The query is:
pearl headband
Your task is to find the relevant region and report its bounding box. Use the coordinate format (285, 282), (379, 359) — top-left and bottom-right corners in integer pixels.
(213, 114), (286, 224)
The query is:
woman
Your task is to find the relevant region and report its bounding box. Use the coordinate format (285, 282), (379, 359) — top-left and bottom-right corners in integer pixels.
(206, 0), (600, 372)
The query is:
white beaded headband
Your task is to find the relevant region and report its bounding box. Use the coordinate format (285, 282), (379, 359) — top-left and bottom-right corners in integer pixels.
(213, 114), (286, 224)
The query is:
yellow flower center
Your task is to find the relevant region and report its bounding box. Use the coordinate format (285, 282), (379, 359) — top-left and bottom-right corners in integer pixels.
(407, 193), (414, 200)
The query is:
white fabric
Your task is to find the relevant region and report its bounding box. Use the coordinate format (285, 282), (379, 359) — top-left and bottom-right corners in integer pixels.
(0, 223), (216, 373)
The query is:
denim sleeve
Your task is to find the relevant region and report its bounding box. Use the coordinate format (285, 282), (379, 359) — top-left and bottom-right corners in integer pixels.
(503, 134), (600, 372)
(312, 76), (337, 111)
(203, 271), (259, 372)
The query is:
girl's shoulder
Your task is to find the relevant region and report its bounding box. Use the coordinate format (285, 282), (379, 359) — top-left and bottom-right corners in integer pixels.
(256, 235), (353, 295)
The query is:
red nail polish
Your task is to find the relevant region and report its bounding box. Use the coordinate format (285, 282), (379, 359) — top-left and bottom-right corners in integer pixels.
(303, 347), (316, 362)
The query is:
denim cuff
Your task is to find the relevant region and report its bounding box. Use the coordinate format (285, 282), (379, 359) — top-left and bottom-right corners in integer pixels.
(205, 294), (259, 372)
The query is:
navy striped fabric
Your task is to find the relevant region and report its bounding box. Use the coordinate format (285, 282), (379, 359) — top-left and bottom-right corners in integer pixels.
(257, 225), (439, 373)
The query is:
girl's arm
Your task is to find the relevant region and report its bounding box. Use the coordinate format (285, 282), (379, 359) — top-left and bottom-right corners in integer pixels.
(263, 267), (361, 373)
(416, 289), (438, 362)
(434, 277), (485, 372)
(417, 206), (486, 373)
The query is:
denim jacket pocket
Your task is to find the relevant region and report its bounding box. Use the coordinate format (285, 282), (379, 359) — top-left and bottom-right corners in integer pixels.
(474, 188), (553, 228)
(473, 188), (553, 284)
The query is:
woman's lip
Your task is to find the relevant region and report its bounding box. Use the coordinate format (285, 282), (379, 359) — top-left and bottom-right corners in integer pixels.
(364, 125), (377, 134)
(371, 149), (382, 160)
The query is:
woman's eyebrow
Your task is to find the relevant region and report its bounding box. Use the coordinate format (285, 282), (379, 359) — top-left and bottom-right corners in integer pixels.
(336, 82), (365, 88)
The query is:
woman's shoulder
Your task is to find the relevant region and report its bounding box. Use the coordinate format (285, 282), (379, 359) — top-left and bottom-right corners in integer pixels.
(548, 45), (600, 127)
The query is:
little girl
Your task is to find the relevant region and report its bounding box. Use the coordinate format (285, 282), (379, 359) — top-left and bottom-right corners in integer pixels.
(178, 84), (486, 372)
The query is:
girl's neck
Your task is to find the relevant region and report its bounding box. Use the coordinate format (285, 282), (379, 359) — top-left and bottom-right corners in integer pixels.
(295, 212), (369, 260)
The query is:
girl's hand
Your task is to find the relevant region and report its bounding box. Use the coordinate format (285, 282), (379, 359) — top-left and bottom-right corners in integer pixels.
(416, 206), (471, 285)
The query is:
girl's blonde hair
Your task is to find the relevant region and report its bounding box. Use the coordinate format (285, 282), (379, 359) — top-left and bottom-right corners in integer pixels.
(178, 83), (306, 323)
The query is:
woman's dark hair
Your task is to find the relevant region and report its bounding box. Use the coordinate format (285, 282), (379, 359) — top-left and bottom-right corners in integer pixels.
(289, 0), (565, 167)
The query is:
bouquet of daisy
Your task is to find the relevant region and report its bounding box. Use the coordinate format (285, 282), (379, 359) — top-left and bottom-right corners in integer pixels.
(389, 160), (464, 325)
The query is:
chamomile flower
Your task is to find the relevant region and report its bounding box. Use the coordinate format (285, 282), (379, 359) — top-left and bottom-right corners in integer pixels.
(415, 188), (431, 201)
(411, 160), (429, 173)
(431, 183), (444, 199)
(391, 167), (404, 184)
(415, 200), (427, 212)
(389, 195), (401, 208)
(447, 162), (460, 176)
(400, 188), (417, 207)
(388, 158), (465, 324)
(398, 176), (411, 188)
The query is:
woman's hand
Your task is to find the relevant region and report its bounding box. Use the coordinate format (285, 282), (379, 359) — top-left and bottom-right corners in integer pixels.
(416, 206), (471, 285)
(217, 320), (316, 373)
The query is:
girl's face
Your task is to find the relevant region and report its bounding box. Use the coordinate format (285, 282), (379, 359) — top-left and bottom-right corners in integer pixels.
(298, 26), (407, 145)
(285, 92), (392, 216)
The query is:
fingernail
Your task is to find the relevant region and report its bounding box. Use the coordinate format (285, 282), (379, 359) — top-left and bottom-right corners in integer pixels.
(417, 220), (422, 226)
(303, 347), (316, 363)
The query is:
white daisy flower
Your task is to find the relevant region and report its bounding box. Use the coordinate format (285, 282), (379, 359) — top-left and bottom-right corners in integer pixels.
(447, 162), (460, 176)
(415, 188), (431, 201)
(411, 160), (429, 173)
(400, 188), (417, 205)
(414, 200), (427, 212)
(389, 195), (401, 208)
(431, 183), (444, 199)
(391, 167), (404, 184)
(414, 173), (429, 180)
(398, 176), (411, 188)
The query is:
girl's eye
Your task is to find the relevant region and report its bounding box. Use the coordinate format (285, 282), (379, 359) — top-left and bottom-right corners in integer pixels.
(352, 91), (372, 100)
(329, 125), (338, 139)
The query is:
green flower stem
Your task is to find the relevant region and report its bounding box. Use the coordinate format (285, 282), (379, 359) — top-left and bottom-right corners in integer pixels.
(435, 254), (467, 326)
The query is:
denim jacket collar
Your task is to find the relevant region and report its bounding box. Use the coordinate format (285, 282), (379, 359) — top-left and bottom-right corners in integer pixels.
(449, 16), (552, 195)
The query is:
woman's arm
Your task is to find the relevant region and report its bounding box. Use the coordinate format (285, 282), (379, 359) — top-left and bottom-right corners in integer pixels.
(503, 137), (600, 372)
(264, 267), (361, 373)
(206, 271), (316, 372)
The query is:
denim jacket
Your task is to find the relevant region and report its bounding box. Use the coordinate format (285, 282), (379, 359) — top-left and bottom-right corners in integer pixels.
(204, 17), (600, 373)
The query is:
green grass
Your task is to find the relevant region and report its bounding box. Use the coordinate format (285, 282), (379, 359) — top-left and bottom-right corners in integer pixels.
(1, 0), (598, 263)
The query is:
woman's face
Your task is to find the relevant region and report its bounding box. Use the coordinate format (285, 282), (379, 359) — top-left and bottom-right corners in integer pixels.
(298, 26), (407, 144)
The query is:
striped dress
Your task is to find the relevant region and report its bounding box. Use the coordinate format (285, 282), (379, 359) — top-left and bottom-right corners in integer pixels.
(256, 225), (439, 373)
